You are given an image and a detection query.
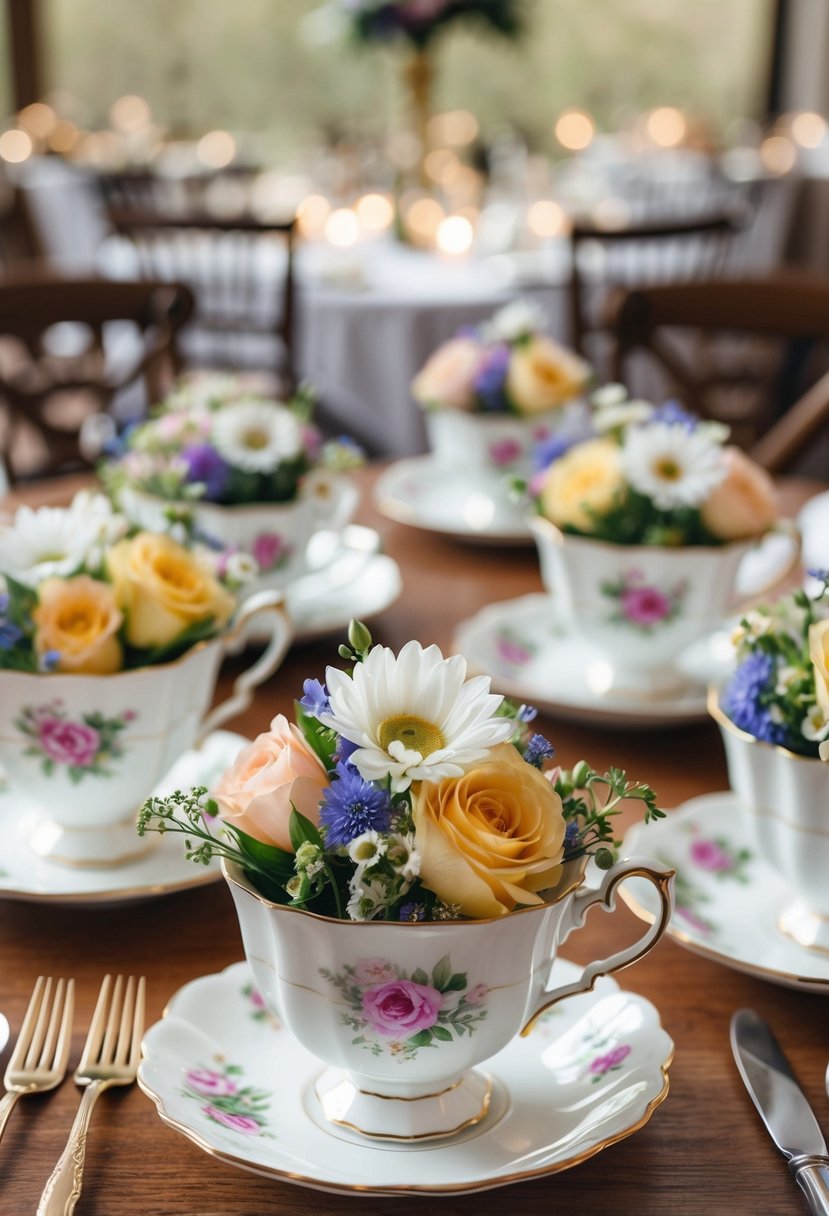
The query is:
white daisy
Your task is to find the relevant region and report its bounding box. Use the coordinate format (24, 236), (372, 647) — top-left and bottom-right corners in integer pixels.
(347, 831), (387, 867)
(212, 399), (303, 473)
(0, 501), (113, 586)
(621, 420), (726, 510)
(319, 640), (514, 793)
(802, 704), (829, 742)
(593, 398), (655, 433)
(482, 298), (548, 343)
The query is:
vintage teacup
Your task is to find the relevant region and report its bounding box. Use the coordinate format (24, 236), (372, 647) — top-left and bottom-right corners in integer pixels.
(711, 690), (829, 952)
(530, 518), (801, 694)
(425, 405), (586, 481)
(0, 593), (292, 867)
(120, 470), (359, 596)
(225, 853), (673, 1142)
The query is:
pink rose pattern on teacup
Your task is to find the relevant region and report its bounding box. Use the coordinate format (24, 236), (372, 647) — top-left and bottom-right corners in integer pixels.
(250, 532), (294, 573)
(588, 1044), (631, 1081)
(601, 570), (688, 633)
(689, 836), (751, 881)
(488, 437), (524, 468)
(241, 982), (281, 1028)
(182, 1062), (272, 1137)
(319, 954), (488, 1060)
(495, 627), (536, 669)
(15, 701), (136, 781)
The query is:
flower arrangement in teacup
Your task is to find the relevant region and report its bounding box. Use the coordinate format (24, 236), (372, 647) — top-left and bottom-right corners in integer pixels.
(0, 491), (291, 865)
(100, 372), (363, 592)
(412, 300), (592, 477)
(528, 388), (799, 693)
(710, 571), (829, 951)
(138, 621), (673, 1141)
(319, 0), (524, 50)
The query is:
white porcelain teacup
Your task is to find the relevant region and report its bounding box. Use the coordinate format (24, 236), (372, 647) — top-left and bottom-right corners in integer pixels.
(225, 853), (673, 1142)
(120, 470), (359, 595)
(711, 690), (829, 953)
(530, 519), (801, 695)
(0, 593), (292, 866)
(425, 405), (586, 481)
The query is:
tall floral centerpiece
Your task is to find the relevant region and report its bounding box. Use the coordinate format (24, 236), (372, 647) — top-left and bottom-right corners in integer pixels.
(710, 572), (829, 951)
(138, 622), (674, 1141)
(100, 374), (362, 596)
(329, 1), (524, 182)
(0, 490), (291, 864)
(528, 387), (798, 692)
(412, 300), (591, 477)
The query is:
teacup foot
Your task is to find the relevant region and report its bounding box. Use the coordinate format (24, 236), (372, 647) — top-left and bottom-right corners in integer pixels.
(778, 900), (829, 955)
(313, 1067), (493, 1142)
(28, 814), (159, 869)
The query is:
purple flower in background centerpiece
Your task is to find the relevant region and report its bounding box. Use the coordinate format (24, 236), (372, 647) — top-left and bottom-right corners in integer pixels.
(179, 444), (230, 501)
(474, 343), (510, 411)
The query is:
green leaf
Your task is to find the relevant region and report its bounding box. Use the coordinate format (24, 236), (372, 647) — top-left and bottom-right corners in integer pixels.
(288, 808), (324, 853)
(406, 1029), (433, 1048)
(295, 703), (339, 772)
(443, 973), (468, 993)
(231, 825), (295, 884)
(431, 1025), (453, 1042)
(430, 955), (451, 991)
(411, 967), (429, 987)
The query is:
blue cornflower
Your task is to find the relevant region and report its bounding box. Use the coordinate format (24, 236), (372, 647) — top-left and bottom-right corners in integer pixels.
(474, 344), (510, 411)
(320, 763), (392, 847)
(564, 821), (582, 852)
(533, 433), (578, 473)
(722, 652), (788, 745)
(38, 649), (61, 671)
(399, 902), (426, 922)
(524, 734), (555, 768)
(652, 400), (698, 430)
(0, 620), (23, 650)
(808, 567), (829, 584)
(516, 703), (538, 723)
(179, 443), (230, 501)
(299, 679), (329, 718)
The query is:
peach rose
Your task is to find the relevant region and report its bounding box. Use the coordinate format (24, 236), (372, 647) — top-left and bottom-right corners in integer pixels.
(33, 575), (123, 674)
(107, 532), (235, 650)
(411, 337), (483, 410)
(412, 743), (565, 918)
(506, 336), (590, 415)
(213, 714), (329, 850)
(538, 438), (625, 532)
(809, 619), (829, 716)
(700, 447), (778, 541)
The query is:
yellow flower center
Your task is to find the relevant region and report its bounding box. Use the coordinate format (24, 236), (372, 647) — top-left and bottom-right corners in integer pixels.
(653, 457), (682, 481)
(242, 427), (270, 451)
(378, 714), (445, 757)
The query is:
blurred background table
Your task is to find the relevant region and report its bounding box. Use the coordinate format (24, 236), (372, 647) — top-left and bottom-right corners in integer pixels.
(0, 464), (826, 1215)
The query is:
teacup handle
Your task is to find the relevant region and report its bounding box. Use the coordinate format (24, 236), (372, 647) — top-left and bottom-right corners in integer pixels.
(728, 518), (802, 614)
(302, 469), (360, 532)
(521, 857), (674, 1036)
(196, 591), (293, 743)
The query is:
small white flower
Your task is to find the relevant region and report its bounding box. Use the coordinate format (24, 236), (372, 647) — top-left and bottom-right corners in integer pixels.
(347, 831), (387, 867)
(622, 420), (726, 510)
(319, 639), (514, 793)
(768, 703), (785, 724)
(593, 399), (655, 433)
(698, 420), (731, 443)
(346, 873), (390, 921)
(590, 383), (628, 409)
(212, 398), (303, 473)
(385, 832), (421, 882)
(775, 665), (801, 696)
(482, 298), (547, 343)
(802, 704), (829, 742)
(225, 552), (259, 584)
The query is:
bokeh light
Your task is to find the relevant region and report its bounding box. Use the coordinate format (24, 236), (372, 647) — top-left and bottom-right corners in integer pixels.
(109, 94), (151, 132)
(646, 106), (687, 148)
(760, 134), (796, 175)
(405, 197), (445, 241)
(18, 102), (56, 139)
(436, 215), (474, 255)
(324, 207), (360, 247)
(356, 192), (394, 231)
(197, 129), (236, 169)
(0, 129), (33, 163)
(527, 199), (567, 238)
(296, 193), (332, 237)
(790, 111), (827, 148)
(554, 109), (595, 151)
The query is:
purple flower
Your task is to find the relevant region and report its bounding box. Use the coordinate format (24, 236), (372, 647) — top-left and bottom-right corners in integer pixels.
(320, 762), (392, 847)
(517, 703), (538, 722)
(808, 567), (829, 584)
(179, 443), (230, 500)
(361, 979), (443, 1037)
(37, 649), (61, 672)
(399, 902), (426, 922)
(524, 733), (555, 768)
(474, 344), (510, 411)
(723, 652), (788, 745)
(533, 433), (579, 473)
(299, 679), (329, 718)
(334, 736), (359, 767)
(0, 620), (23, 650)
(652, 400), (698, 430)
(564, 821), (582, 851)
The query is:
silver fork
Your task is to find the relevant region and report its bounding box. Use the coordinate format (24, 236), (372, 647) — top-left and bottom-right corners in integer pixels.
(0, 977), (74, 1143)
(37, 974), (146, 1216)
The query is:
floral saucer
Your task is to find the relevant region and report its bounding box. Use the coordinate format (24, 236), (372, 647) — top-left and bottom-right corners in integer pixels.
(374, 456), (532, 545)
(454, 594), (734, 728)
(286, 525), (401, 642)
(621, 792), (829, 994)
(0, 731), (247, 906)
(139, 959), (672, 1196)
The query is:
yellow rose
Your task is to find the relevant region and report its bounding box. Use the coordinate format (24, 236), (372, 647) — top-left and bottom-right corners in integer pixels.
(32, 575), (123, 674)
(539, 438), (625, 532)
(107, 532), (235, 649)
(412, 743), (565, 918)
(700, 447), (778, 541)
(213, 715), (329, 850)
(809, 619), (829, 716)
(507, 337), (590, 415)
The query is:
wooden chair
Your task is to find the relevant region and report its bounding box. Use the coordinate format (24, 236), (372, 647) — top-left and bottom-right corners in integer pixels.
(0, 275), (193, 485)
(608, 272), (829, 468)
(98, 171), (297, 393)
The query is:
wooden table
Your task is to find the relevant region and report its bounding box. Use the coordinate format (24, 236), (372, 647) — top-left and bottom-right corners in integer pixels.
(1, 467), (827, 1216)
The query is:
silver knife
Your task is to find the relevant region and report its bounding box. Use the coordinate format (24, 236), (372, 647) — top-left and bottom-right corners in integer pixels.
(731, 1009), (829, 1216)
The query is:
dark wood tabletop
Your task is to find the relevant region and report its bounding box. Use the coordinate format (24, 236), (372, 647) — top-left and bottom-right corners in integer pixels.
(1, 466), (827, 1216)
